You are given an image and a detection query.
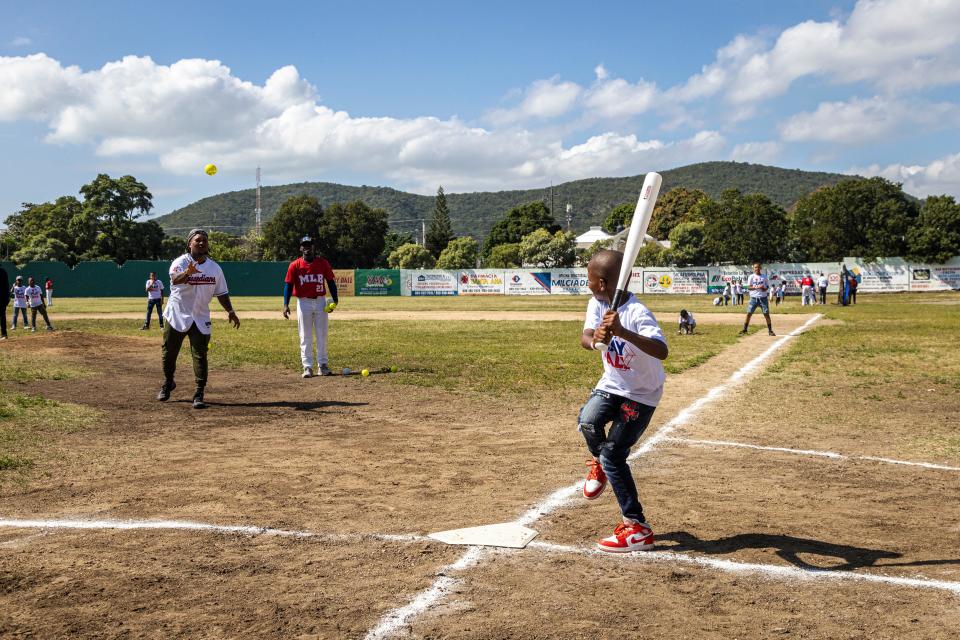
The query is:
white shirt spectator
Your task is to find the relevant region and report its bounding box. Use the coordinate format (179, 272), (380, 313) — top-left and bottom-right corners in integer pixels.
(146, 279), (164, 300)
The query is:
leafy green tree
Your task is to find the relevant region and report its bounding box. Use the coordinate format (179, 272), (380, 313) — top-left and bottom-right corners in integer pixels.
(578, 238), (615, 266)
(206, 231), (247, 262)
(634, 242), (671, 267)
(519, 229), (576, 267)
(11, 237), (71, 265)
(699, 190), (788, 264)
(907, 195), (960, 263)
(261, 195), (323, 261)
(482, 201), (559, 259)
(378, 230), (415, 267)
(669, 221), (708, 265)
(160, 236), (185, 260)
(388, 243), (435, 268)
(602, 203), (634, 234)
(78, 174), (153, 262)
(484, 243), (521, 268)
(425, 186), (454, 258)
(648, 187), (708, 239)
(318, 200), (389, 268)
(436, 236), (479, 269)
(790, 177), (919, 261)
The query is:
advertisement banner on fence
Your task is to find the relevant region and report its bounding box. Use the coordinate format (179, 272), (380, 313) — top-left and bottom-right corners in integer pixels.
(642, 269), (709, 294)
(504, 270), (552, 295)
(766, 262), (841, 294)
(355, 269), (400, 296)
(909, 264), (960, 290)
(846, 258), (909, 292)
(550, 268), (590, 295)
(458, 270), (506, 295)
(407, 270), (458, 296)
(707, 265), (750, 294)
(333, 269), (355, 296)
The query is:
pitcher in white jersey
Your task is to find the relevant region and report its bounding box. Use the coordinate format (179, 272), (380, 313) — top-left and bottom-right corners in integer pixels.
(158, 229), (240, 409)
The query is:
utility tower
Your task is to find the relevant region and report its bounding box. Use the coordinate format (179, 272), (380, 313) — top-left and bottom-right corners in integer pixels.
(255, 167), (262, 237)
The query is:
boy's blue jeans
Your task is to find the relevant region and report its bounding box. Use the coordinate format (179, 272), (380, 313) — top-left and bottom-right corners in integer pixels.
(578, 390), (656, 523)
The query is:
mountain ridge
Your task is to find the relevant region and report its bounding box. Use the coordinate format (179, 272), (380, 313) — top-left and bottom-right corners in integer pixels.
(153, 161), (859, 240)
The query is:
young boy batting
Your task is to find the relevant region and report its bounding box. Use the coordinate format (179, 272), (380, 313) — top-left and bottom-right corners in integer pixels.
(579, 249), (668, 552)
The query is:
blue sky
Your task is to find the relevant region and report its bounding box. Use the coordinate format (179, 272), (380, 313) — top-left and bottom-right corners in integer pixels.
(3, 0), (959, 225)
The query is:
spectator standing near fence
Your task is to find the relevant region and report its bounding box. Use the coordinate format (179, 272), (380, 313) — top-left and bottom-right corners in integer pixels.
(141, 272), (165, 330)
(25, 277), (54, 332)
(735, 279), (744, 305)
(44, 277), (54, 307)
(10, 276), (28, 330)
(722, 281), (732, 306)
(849, 273), (859, 304)
(818, 273), (828, 305)
(0, 265), (8, 340)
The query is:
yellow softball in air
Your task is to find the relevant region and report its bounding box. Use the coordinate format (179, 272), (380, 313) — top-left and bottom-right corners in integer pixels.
(204, 163), (218, 176)
(361, 369), (369, 377)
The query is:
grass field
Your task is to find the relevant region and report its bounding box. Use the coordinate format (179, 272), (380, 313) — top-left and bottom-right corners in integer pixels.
(1, 291), (958, 638)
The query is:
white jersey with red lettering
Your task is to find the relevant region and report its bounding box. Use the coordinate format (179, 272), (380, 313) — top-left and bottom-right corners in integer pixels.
(584, 293), (666, 407)
(11, 285), (27, 308)
(25, 285), (44, 308)
(163, 254), (228, 335)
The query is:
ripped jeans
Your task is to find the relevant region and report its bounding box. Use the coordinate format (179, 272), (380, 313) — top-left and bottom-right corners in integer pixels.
(578, 389), (657, 523)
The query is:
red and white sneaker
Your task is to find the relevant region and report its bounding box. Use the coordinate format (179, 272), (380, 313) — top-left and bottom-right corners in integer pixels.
(583, 459), (607, 500)
(596, 522), (654, 553)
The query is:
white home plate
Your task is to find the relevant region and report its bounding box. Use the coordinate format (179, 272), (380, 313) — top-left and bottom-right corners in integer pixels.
(428, 523), (539, 548)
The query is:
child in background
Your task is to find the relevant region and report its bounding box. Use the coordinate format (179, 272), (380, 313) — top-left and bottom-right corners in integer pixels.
(678, 309), (696, 334)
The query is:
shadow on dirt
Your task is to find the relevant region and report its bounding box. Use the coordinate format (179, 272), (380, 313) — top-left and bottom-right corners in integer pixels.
(202, 400), (368, 411)
(659, 531), (906, 571)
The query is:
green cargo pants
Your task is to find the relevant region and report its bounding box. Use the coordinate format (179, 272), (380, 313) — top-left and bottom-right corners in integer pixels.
(162, 322), (210, 389)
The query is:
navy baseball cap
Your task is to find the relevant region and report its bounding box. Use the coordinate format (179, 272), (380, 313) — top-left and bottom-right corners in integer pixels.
(299, 236), (314, 245)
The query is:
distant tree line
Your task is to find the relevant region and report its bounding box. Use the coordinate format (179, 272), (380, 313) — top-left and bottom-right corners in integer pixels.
(4, 174), (957, 270)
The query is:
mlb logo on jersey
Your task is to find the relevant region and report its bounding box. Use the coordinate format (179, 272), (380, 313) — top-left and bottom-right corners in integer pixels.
(604, 338), (634, 371)
(298, 273), (325, 286)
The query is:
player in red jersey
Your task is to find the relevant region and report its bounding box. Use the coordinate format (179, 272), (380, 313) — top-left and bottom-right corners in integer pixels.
(283, 236), (339, 378)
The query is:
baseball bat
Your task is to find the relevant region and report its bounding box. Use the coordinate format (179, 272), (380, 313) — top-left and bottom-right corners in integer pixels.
(610, 172), (663, 309)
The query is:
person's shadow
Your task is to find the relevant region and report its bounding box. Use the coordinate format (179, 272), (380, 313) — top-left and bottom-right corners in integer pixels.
(658, 531), (960, 571)
(203, 400), (367, 412)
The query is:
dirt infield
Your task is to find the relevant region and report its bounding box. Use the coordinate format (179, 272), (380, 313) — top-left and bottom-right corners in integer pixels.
(2, 313), (958, 639)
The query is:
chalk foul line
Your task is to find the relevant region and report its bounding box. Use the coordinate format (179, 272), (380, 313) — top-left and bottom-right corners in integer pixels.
(2, 516), (958, 597)
(668, 438), (960, 471)
(363, 313), (825, 638)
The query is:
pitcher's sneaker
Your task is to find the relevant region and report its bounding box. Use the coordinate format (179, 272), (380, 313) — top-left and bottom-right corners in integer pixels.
(302, 367), (313, 379)
(192, 389), (207, 409)
(768, 329), (776, 336)
(596, 522), (654, 553)
(319, 363), (332, 376)
(583, 459), (607, 500)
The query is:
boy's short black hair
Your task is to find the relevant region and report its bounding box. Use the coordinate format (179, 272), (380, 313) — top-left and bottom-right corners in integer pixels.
(680, 309), (688, 318)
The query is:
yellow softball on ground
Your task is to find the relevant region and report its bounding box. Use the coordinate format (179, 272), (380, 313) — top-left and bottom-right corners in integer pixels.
(204, 163), (218, 176)
(361, 369), (369, 377)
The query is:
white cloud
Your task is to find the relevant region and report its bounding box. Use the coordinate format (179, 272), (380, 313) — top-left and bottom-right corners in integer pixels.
(0, 53), (728, 194)
(9, 36), (32, 47)
(730, 141), (782, 164)
(780, 96), (960, 143)
(852, 152), (960, 198)
(485, 76), (582, 125)
(671, 0), (960, 106)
